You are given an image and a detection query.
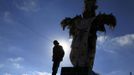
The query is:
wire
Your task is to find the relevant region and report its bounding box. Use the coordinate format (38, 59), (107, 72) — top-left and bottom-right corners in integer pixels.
(17, 21), (53, 42)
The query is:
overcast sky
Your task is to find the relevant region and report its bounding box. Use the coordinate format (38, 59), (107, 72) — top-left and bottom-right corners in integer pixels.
(0, 0), (134, 75)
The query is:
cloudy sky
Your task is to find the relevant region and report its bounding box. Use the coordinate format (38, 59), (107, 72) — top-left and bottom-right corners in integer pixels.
(0, 0), (134, 75)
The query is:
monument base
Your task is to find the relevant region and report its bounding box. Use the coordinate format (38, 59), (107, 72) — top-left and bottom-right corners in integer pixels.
(61, 67), (91, 75)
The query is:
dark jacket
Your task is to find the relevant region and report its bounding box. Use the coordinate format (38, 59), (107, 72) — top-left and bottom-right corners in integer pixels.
(53, 45), (65, 62)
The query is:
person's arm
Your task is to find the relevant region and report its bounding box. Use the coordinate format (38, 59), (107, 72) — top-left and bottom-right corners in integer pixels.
(52, 47), (55, 61)
(60, 46), (65, 59)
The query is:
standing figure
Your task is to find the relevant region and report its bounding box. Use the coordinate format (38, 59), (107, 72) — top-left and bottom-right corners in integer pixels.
(52, 40), (65, 75)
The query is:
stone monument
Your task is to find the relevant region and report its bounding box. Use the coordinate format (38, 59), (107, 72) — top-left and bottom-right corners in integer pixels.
(60, 0), (116, 75)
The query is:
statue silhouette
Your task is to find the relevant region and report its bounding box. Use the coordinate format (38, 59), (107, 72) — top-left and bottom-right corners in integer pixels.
(60, 0), (116, 72)
(52, 40), (65, 75)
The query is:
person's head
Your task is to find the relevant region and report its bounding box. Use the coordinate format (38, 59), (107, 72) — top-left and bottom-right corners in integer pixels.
(53, 40), (59, 45)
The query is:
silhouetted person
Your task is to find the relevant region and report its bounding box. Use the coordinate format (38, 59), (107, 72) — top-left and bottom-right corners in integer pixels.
(52, 40), (65, 75)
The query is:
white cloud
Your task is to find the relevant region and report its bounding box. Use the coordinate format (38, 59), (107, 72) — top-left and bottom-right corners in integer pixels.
(7, 46), (23, 52)
(4, 12), (10, 18)
(97, 35), (109, 43)
(15, 0), (40, 12)
(3, 73), (12, 75)
(22, 71), (51, 75)
(97, 34), (134, 46)
(96, 34), (134, 54)
(3, 11), (13, 23)
(22, 74), (29, 75)
(13, 63), (23, 69)
(8, 57), (24, 62)
(103, 49), (116, 54)
(112, 34), (134, 46)
(105, 70), (128, 75)
(0, 64), (4, 68)
(106, 71), (121, 75)
(33, 71), (51, 75)
(8, 57), (24, 69)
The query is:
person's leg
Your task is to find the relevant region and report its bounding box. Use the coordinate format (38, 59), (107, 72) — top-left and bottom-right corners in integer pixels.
(52, 61), (60, 75)
(52, 62), (56, 75)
